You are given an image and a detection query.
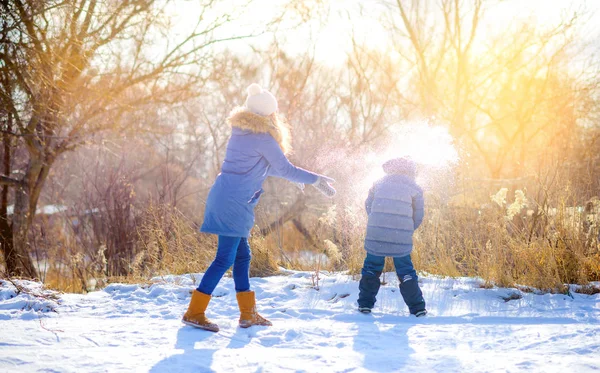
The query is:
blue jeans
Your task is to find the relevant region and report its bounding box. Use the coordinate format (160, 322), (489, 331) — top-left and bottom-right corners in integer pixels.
(358, 252), (426, 314)
(197, 236), (251, 295)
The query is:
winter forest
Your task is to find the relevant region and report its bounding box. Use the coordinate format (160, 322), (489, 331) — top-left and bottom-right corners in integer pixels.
(1, 1), (599, 372)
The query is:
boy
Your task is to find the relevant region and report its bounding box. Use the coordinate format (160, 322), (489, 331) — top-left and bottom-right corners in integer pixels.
(358, 157), (427, 317)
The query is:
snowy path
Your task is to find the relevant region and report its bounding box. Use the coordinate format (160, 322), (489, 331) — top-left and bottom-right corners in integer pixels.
(1, 272), (599, 373)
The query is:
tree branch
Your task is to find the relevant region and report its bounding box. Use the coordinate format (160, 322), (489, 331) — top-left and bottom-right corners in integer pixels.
(0, 175), (23, 187)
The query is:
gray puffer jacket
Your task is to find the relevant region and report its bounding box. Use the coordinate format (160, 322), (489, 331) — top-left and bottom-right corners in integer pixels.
(364, 160), (424, 257)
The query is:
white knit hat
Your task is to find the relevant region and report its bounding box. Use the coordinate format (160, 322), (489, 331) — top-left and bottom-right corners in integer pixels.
(245, 83), (278, 116)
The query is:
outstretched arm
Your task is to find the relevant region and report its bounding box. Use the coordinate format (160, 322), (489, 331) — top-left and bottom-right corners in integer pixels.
(259, 134), (319, 184)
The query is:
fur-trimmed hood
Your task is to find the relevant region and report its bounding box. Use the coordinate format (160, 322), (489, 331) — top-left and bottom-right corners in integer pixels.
(226, 106), (291, 154)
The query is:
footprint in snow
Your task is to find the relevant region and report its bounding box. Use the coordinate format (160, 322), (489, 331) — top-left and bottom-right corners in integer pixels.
(258, 336), (282, 347)
(284, 329), (299, 342)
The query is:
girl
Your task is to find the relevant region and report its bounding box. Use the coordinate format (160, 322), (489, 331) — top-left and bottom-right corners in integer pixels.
(183, 83), (336, 332)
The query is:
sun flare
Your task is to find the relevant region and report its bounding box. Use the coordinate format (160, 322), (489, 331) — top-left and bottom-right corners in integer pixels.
(358, 122), (459, 195)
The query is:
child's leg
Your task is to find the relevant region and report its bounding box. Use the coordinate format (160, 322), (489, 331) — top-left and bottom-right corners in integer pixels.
(232, 237), (251, 292)
(358, 253), (385, 309)
(393, 254), (426, 314)
(197, 236), (242, 295)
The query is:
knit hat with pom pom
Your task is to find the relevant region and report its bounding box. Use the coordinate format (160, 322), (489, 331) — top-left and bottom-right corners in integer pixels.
(245, 83), (278, 116)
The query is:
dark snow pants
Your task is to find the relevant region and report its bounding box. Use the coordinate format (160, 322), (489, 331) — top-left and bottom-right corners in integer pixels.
(357, 252), (426, 314)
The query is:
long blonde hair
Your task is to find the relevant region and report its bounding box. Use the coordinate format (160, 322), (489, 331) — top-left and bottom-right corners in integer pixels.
(269, 112), (292, 154)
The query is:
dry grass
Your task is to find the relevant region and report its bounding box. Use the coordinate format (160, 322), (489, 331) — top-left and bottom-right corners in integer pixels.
(248, 235), (279, 277)
(4, 177), (598, 295)
(411, 183), (600, 292)
(133, 204), (216, 278)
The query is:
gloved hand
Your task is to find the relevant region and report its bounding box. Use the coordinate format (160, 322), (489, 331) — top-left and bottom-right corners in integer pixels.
(312, 175), (336, 198)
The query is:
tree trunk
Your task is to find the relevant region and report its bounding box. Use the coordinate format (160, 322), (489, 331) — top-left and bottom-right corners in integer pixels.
(0, 116), (37, 278)
(291, 218), (318, 248)
(0, 213), (15, 276)
(8, 150), (53, 279)
(0, 122), (12, 275)
(0, 145), (16, 275)
(258, 195), (306, 237)
(9, 184), (38, 278)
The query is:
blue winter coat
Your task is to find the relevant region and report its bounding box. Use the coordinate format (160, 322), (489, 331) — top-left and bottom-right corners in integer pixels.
(364, 162), (424, 257)
(201, 109), (319, 237)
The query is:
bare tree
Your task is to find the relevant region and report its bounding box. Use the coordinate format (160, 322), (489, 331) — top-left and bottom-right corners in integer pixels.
(0, 0), (254, 277)
(385, 0), (594, 178)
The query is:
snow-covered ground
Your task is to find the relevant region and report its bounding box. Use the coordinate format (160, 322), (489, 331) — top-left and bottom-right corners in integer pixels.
(1, 272), (599, 373)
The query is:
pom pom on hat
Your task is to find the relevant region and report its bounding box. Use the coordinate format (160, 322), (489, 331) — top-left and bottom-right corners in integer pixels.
(247, 83), (262, 96)
(245, 83), (278, 116)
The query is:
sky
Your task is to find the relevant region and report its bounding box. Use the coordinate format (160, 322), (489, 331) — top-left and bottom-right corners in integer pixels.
(168, 0), (600, 67)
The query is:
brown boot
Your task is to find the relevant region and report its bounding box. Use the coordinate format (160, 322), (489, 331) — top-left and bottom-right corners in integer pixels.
(182, 290), (219, 332)
(236, 290), (272, 328)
